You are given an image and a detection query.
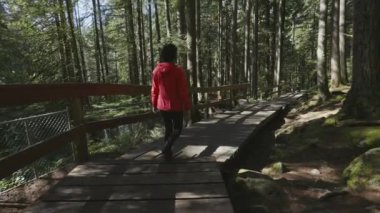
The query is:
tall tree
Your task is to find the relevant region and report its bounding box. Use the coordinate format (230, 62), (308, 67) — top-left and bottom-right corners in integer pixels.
(54, 4), (68, 82)
(164, 0), (171, 37)
(74, 2), (87, 82)
(186, 0), (197, 105)
(58, 0), (74, 81)
(177, 0), (187, 69)
(218, 0), (223, 86)
(316, 0), (331, 101)
(252, 0), (259, 98)
(274, 0), (285, 94)
(137, 0), (147, 84)
(244, 0), (252, 84)
(154, 0), (161, 43)
(230, 0), (238, 84)
(330, 0), (341, 88)
(124, 0), (139, 84)
(92, 0), (104, 82)
(339, 0), (348, 83)
(148, 0), (154, 71)
(196, 0), (203, 90)
(97, 0), (109, 80)
(342, 0), (380, 119)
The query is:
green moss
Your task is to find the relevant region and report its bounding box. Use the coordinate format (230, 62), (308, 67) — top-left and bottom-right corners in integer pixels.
(343, 148), (380, 191)
(349, 127), (380, 148)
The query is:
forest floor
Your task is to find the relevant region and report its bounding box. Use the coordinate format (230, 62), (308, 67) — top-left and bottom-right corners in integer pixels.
(226, 88), (380, 213)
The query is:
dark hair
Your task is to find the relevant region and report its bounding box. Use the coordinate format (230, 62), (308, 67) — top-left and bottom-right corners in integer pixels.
(159, 43), (177, 62)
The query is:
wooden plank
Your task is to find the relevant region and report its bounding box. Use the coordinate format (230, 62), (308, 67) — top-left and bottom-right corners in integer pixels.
(192, 83), (249, 93)
(0, 126), (83, 179)
(25, 198), (234, 213)
(43, 183), (228, 201)
(0, 83), (151, 107)
(68, 162), (219, 176)
(58, 172), (223, 186)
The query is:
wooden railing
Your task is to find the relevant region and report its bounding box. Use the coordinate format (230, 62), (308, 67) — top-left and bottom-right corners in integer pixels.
(0, 83), (249, 179)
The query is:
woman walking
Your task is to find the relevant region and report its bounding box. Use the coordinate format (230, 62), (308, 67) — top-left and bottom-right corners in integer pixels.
(151, 44), (191, 159)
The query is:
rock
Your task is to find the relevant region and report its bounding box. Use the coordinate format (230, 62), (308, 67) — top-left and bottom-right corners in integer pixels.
(261, 162), (287, 178)
(310, 169), (321, 176)
(343, 148), (380, 191)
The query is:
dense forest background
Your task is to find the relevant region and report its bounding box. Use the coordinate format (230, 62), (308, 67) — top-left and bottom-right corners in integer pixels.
(0, 0), (353, 99)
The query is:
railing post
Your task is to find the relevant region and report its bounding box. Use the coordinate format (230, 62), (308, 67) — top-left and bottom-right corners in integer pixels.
(69, 97), (88, 162)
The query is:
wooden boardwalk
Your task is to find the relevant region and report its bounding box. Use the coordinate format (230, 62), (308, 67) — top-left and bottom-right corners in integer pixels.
(25, 93), (303, 213)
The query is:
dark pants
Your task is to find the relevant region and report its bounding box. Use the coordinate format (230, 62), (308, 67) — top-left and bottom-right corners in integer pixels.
(160, 111), (183, 143)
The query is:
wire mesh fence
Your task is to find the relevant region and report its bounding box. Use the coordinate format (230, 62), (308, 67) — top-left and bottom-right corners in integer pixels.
(0, 109), (75, 192)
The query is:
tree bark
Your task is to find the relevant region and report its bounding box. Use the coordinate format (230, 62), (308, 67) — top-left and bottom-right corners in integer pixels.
(218, 0), (223, 86)
(96, 0), (109, 81)
(58, 0), (74, 81)
(154, 0), (161, 43)
(230, 0), (238, 84)
(316, 0), (331, 101)
(274, 0), (285, 94)
(54, 6), (68, 82)
(186, 0), (197, 105)
(148, 0), (154, 71)
(92, 0), (104, 83)
(74, 2), (87, 82)
(271, 0), (278, 91)
(252, 0), (259, 98)
(196, 0), (203, 91)
(137, 0), (147, 84)
(343, 0), (380, 119)
(124, 0), (139, 84)
(339, 0), (348, 84)
(330, 0), (341, 88)
(244, 0), (252, 84)
(177, 0), (187, 69)
(164, 0), (171, 37)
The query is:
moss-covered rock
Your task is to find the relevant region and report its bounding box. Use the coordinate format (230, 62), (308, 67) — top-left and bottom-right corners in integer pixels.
(343, 148), (380, 191)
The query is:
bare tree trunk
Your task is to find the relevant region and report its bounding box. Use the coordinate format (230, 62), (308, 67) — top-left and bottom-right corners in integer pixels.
(270, 0), (278, 91)
(218, 0), (223, 86)
(317, 0), (331, 101)
(343, 0), (380, 119)
(252, 0), (259, 98)
(265, 0), (272, 94)
(177, 0), (187, 69)
(244, 0), (252, 84)
(148, 0), (154, 71)
(330, 0), (341, 88)
(124, 0), (139, 84)
(97, 0), (109, 81)
(339, 0), (348, 84)
(164, 0), (171, 37)
(230, 0), (238, 84)
(92, 0), (104, 83)
(137, 0), (147, 84)
(54, 6), (68, 82)
(58, 0), (74, 81)
(186, 0), (197, 105)
(74, 2), (87, 82)
(154, 0), (161, 43)
(196, 0), (203, 92)
(274, 0), (285, 94)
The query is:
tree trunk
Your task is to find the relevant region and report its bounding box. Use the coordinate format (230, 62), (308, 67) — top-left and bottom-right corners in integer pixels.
(137, 0), (147, 84)
(244, 0), (252, 84)
(54, 6), (68, 82)
(339, 0), (348, 84)
(92, 0), (104, 83)
(164, 0), (171, 37)
(58, 0), (74, 81)
(148, 0), (154, 71)
(186, 0), (197, 105)
(230, 0), (238, 84)
(330, 0), (341, 88)
(97, 0), (109, 81)
(196, 0), (203, 92)
(252, 0), (259, 98)
(218, 0), (223, 86)
(316, 0), (331, 101)
(154, 0), (161, 43)
(74, 2), (87, 83)
(124, 0), (139, 84)
(271, 0), (278, 92)
(177, 0), (187, 69)
(274, 0), (285, 94)
(264, 0), (272, 95)
(343, 0), (380, 119)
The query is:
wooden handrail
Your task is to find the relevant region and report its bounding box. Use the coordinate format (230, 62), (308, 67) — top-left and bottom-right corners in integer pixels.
(0, 83), (151, 107)
(0, 83), (250, 179)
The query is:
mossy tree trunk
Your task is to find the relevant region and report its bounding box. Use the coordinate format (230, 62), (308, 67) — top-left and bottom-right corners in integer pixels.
(342, 0), (380, 119)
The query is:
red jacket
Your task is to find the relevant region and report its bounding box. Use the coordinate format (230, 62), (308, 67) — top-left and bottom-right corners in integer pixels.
(151, 62), (191, 111)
